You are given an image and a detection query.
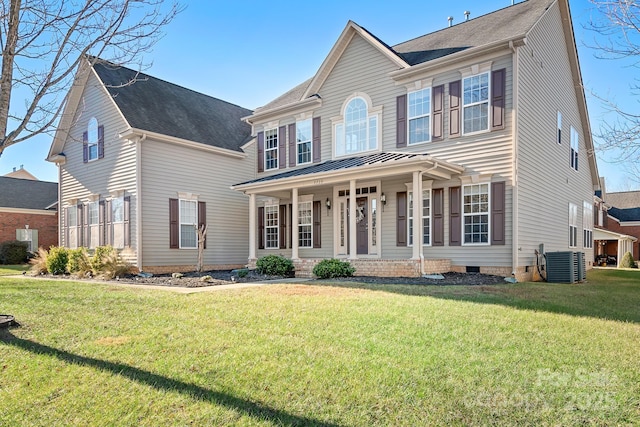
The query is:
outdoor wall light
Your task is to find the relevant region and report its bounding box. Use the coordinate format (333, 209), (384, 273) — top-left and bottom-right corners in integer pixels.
(326, 198), (331, 210)
(380, 193), (386, 205)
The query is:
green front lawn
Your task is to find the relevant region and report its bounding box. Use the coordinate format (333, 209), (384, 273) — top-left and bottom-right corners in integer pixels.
(0, 264), (29, 276)
(1, 270), (639, 426)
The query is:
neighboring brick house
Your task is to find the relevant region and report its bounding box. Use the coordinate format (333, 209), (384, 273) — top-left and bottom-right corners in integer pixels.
(232, 0), (600, 281)
(0, 176), (58, 251)
(594, 187), (640, 263)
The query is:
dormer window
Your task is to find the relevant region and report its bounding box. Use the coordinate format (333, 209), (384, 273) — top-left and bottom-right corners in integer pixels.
(334, 96), (379, 157)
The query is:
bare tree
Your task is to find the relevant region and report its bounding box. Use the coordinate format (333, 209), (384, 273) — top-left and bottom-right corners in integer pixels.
(0, 0), (182, 156)
(586, 1), (640, 178)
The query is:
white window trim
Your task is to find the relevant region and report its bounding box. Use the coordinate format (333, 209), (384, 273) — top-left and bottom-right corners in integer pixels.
(264, 202), (279, 250)
(87, 117), (99, 162)
(408, 87), (432, 145)
(296, 118), (312, 166)
(264, 127), (279, 171)
(569, 202), (578, 248)
(331, 93), (383, 159)
(179, 199), (198, 249)
(461, 182), (491, 246)
(298, 195), (314, 249)
(461, 71), (491, 136)
(583, 201), (593, 249)
(405, 182), (432, 247)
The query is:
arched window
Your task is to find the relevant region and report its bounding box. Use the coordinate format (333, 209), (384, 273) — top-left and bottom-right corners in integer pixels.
(87, 117), (99, 161)
(334, 96), (379, 157)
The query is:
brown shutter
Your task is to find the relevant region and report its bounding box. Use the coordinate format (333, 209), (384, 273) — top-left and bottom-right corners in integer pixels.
(491, 182), (505, 245)
(124, 196), (131, 247)
(83, 203), (89, 247)
(279, 125), (286, 169)
(432, 85), (444, 141)
(105, 200), (112, 246)
(258, 206), (265, 250)
(279, 204), (287, 249)
(288, 203), (293, 248)
(449, 81), (461, 138)
(396, 95), (407, 148)
(397, 192), (407, 246)
(77, 204), (83, 247)
(82, 131), (88, 163)
(98, 200), (105, 246)
(491, 68), (506, 131)
(312, 117), (321, 163)
(313, 200), (321, 248)
(432, 188), (444, 246)
(198, 201), (206, 249)
(97, 125), (105, 159)
(169, 198), (179, 249)
(288, 123), (296, 167)
(449, 186), (461, 246)
(257, 132), (264, 173)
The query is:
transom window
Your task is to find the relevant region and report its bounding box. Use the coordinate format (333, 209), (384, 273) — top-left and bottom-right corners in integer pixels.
(463, 73), (489, 134)
(298, 201), (312, 248)
(87, 117), (99, 161)
(297, 119), (312, 165)
(335, 97), (378, 156)
(265, 128), (278, 170)
(463, 184), (489, 244)
(180, 200), (197, 248)
(569, 202), (578, 248)
(570, 126), (579, 171)
(265, 205), (279, 249)
(408, 190), (431, 246)
(408, 88), (431, 144)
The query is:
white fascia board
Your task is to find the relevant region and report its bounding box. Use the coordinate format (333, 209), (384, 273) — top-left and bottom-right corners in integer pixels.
(243, 96), (322, 126)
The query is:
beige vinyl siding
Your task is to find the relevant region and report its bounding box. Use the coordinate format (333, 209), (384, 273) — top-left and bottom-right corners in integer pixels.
(516, 2), (595, 267)
(140, 138), (252, 267)
(58, 71), (138, 262)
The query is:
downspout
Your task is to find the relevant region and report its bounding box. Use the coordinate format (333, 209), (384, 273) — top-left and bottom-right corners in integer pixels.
(510, 40), (520, 277)
(418, 162), (440, 276)
(57, 163), (62, 246)
(135, 133), (146, 271)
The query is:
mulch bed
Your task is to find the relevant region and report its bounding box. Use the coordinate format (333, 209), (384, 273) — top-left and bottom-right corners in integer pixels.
(317, 272), (508, 286)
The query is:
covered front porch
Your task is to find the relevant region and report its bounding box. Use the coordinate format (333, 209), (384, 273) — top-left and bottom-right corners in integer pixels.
(232, 153), (466, 277)
(593, 228), (637, 268)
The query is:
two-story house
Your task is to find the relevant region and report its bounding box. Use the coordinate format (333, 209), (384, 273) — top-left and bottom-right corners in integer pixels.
(232, 0), (600, 281)
(47, 60), (254, 273)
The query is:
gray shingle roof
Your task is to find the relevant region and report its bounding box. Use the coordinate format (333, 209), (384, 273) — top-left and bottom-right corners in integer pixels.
(235, 152), (429, 186)
(93, 62), (253, 152)
(608, 207), (640, 222)
(606, 191), (640, 209)
(257, 0), (552, 112)
(0, 177), (58, 210)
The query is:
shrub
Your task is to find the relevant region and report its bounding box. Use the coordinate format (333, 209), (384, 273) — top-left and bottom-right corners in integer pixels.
(237, 269), (249, 278)
(67, 248), (91, 277)
(29, 247), (49, 275)
(0, 240), (29, 264)
(312, 258), (355, 279)
(619, 251), (637, 269)
(94, 247), (131, 279)
(255, 254), (294, 277)
(90, 245), (114, 274)
(46, 246), (69, 275)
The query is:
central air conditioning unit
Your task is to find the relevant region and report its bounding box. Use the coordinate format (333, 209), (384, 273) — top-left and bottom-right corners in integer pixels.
(545, 251), (585, 283)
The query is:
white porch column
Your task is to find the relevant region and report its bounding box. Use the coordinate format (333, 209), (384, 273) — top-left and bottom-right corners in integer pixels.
(292, 188), (299, 260)
(349, 179), (357, 259)
(248, 193), (256, 260)
(412, 171), (421, 260)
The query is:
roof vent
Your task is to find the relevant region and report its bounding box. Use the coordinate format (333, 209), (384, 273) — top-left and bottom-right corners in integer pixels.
(464, 11), (470, 21)
(447, 16), (454, 27)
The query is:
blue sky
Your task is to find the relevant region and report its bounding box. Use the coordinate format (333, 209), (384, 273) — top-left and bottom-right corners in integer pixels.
(1, 0), (637, 191)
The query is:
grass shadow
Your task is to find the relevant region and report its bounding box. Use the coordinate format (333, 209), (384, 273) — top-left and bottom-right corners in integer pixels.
(0, 329), (338, 427)
(310, 269), (640, 324)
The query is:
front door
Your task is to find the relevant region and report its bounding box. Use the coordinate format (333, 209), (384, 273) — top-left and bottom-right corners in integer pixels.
(356, 197), (368, 254)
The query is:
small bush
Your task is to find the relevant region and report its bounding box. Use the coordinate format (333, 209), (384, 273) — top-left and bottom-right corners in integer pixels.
(67, 248), (91, 277)
(313, 258), (355, 279)
(0, 240), (29, 264)
(256, 254), (294, 277)
(95, 248), (131, 279)
(237, 269), (249, 278)
(90, 245), (114, 274)
(619, 251), (637, 269)
(46, 246), (69, 275)
(29, 247), (49, 275)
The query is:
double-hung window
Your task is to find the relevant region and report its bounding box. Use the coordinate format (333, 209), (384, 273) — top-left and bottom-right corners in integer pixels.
(408, 190), (431, 245)
(264, 128), (278, 170)
(87, 117), (99, 161)
(335, 97), (378, 156)
(297, 119), (312, 165)
(265, 204), (279, 249)
(112, 196), (125, 249)
(583, 201), (593, 249)
(87, 201), (99, 248)
(67, 206), (78, 248)
(569, 202), (578, 248)
(180, 199), (197, 248)
(462, 73), (489, 134)
(408, 88), (431, 144)
(570, 126), (579, 171)
(298, 200), (312, 248)
(463, 184), (489, 244)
